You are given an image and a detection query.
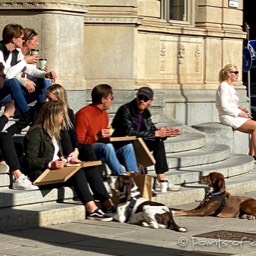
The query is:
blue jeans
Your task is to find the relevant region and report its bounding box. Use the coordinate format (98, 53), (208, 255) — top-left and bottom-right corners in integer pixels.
(0, 78), (51, 113)
(92, 143), (139, 176)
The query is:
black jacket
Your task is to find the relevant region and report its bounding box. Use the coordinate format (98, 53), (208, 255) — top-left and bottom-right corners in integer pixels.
(24, 126), (62, 181)
(111, 99), (157, 139)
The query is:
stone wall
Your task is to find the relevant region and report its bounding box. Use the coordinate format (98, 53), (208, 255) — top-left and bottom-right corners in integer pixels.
(0, 0), (248, 119)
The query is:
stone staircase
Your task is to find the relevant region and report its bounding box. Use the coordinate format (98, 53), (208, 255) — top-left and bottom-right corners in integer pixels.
(0, 96), (255, 232)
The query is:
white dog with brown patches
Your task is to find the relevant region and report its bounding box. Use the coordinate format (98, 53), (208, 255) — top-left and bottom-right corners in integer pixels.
(111, 175), (187, 232)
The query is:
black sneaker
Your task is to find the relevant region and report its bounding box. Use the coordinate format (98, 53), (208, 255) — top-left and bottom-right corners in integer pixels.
(105, 206), (116, 214)
(87, 209), (113, 221)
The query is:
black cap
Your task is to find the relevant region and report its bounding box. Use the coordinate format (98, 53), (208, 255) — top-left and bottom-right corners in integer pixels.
(137, 87), (154, 99)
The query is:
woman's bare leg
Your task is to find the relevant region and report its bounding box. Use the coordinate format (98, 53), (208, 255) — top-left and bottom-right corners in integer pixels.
(237, 120), (256, 157)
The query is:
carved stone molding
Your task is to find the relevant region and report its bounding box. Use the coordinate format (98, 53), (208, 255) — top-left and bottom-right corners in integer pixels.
(0, 1), (87, 13)
(84, 16), (141, 24)
(195, 45), (200, 72)
(160, 42), (166, 72)
(177, 43), (185, 64)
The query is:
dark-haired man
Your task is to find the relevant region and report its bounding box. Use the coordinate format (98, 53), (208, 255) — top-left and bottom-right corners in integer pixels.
(75, 84), (139, 176)
(112, 86), (181, 192)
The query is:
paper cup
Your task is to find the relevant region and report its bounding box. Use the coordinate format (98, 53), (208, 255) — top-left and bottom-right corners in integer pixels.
(39, 58), (47, 70)
(30, 49), (39, 56)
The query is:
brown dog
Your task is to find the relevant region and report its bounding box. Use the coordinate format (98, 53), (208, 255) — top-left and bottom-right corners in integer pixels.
(172, 172), (256, 219)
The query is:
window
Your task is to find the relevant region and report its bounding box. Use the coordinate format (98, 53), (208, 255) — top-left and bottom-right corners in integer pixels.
(161, 0), (194, 25)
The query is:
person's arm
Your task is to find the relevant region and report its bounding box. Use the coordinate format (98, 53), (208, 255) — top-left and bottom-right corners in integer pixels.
(75, 110), (99, 144)
(216, 83), (241, 117)
(25, 64), (57, 82)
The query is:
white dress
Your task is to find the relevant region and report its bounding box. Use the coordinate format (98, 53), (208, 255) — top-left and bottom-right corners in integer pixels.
(215, 81), (248, 129)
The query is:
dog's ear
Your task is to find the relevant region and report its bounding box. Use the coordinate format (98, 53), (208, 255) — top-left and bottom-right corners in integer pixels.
(124, 176), (135, 201)
(211, 173), (225, 192)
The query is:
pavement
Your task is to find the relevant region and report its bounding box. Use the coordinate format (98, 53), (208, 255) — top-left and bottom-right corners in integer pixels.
(1, 192), (256, 256)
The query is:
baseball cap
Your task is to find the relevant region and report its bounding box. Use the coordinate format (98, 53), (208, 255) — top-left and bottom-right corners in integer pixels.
(136, 87), (154, 100)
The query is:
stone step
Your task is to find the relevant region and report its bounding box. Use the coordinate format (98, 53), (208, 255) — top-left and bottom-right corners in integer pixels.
(153, 167), (256, 206)
(164, 133), (206, 153)
(0, 186), (76, 208)
(1, 167), (256, 232)
(162, 154), (254, 184)
(164, 144), (230, 169)
(0, 200), (84, 232)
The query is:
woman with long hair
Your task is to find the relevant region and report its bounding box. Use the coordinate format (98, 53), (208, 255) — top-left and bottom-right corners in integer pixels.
(7, 84), (79, 161)
(24, 101), (114, 221)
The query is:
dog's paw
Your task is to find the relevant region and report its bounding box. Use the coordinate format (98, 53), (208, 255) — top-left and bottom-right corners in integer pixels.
(141, 222), (150, 227)
(179, 227), (188, 232)
(240, 214), (256, 220)
(149, 221), (159, 229)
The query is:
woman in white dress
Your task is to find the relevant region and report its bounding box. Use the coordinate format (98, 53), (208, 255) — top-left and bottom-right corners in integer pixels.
(216, 63), (256, 157)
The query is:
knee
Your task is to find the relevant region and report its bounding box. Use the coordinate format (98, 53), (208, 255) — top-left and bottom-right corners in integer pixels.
(5, 78), (21, 89)
(104, 143), (115, 153)
(122, 143), (134, 152)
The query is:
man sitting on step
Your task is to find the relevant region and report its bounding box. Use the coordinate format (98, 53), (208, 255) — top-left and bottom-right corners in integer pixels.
(75, 84), (139, 176)
(111, 86), (181, 193)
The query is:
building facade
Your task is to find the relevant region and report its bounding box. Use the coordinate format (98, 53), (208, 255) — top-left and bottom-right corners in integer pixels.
(0, 0), (247, 125)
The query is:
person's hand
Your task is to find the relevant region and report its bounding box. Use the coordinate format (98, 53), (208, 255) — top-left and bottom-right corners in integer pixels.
(69, 158), (82, 164)
(166, 127), (181, 137)
(24, 55), (39, 64)
(45, 71), (57, 82)
(155, 127), (181, 138)
(25, 80), (36, 93)
(155, 127), (170, 138)
(51, 159), (67, 169)
(3, 100), (15, 118)
(68, 148), (79, 160)
(238, 112), (251, 118)
(100, 128), (112, 138)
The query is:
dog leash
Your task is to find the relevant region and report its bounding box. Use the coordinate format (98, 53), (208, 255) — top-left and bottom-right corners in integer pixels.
(207, 192), (227, 217)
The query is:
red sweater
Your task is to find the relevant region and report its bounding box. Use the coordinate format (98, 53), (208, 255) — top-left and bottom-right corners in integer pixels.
(75, 104), (108, 144)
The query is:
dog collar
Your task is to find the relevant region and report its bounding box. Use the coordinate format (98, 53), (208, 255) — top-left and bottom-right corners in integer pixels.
(211, 191), (223, 196)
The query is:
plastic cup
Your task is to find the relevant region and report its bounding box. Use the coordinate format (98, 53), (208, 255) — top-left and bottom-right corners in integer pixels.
(39, 58), (47, 70)
(30, 49), (39, 56)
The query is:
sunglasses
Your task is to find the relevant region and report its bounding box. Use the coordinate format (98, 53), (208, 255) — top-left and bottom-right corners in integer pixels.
(229, 71), (239, 75)
(137, 95), (150, 102)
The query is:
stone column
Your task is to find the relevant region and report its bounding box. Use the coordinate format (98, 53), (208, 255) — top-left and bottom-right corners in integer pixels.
(0, 0), (88, 111)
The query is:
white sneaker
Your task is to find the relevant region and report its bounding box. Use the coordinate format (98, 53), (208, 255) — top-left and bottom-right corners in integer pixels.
(0, 163), (9, 173)
(13, 174), (39, 190)
(157, 180), (181, 192)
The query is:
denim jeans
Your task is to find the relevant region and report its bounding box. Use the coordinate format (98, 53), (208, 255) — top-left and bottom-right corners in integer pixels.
(92, 142), (139, 176)
(0, 78), (51, 113)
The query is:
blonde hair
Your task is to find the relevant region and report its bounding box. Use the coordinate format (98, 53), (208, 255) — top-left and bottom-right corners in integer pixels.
(32, 101), (64, 139)
(47, 84), (72, 129)
(219, 64), (237, 83)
